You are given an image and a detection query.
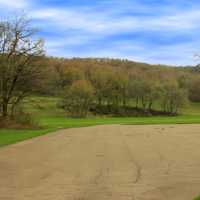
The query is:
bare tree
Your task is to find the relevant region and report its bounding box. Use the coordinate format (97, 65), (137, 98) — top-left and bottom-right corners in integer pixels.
(0, 16), (44, 117)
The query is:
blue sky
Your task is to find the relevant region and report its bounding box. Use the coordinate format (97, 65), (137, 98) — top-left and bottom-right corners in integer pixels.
(1, 0), (200, 65)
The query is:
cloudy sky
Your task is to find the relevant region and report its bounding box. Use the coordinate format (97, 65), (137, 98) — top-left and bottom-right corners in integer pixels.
(1, 0), (200, 66)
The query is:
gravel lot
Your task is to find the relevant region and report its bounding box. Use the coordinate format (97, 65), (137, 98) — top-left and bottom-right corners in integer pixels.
(0, 124), (200, 200)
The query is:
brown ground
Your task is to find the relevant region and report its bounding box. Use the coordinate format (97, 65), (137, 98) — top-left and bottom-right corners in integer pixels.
(0, 124), (200, 200)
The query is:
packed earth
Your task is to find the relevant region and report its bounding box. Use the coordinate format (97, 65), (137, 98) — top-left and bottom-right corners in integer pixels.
(0, 124), (200, 200)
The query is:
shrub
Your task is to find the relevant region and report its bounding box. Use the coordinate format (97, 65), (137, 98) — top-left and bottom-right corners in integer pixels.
(90, 105), (171, 117)
(10, 104), (39, 128)
(189, 77), (200, 102)
(63, 80), (94, 117)
(160, 83), (188, 114)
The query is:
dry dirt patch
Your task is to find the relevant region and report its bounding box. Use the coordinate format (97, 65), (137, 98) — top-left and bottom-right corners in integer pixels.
(0, 124), (200, 200)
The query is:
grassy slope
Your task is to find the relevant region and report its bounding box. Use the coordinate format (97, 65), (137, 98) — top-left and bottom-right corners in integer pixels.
(1, 96), (200, 147)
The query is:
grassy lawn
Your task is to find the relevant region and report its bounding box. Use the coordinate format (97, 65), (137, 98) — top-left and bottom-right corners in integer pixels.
(0, 96), (200, 147)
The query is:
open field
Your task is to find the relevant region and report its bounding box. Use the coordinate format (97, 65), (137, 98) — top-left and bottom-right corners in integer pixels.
(0, 124), (200, 200)
(1, 96), (200, 147)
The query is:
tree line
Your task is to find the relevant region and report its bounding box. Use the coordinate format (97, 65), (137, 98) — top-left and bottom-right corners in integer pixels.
(48, 60), (188, 117)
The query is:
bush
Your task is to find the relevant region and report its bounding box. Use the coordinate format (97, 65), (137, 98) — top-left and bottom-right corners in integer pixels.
(13, 111), (38, 128)
(189, 77), (200, 102)
(0, 111), (38, 129)
(10, 104), (39, 128)
(63, 80), (94, 117)
(90, 105), (172, 117)
(160, 83), (188, 114)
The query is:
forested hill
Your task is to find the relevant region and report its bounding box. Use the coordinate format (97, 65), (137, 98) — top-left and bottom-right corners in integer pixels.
(43, 56), (200, 72)
(45, 57), (180, 69)
(37, 56), (200, 101)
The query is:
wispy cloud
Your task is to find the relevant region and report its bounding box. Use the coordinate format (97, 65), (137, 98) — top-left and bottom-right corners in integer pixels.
(0, 0), (28, 9)
(31, 6), (200, 34)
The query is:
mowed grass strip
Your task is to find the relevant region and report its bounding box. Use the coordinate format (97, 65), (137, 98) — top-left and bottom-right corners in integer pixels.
(1, 96), (200, 147)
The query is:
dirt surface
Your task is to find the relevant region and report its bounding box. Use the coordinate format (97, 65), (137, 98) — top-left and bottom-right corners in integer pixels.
(0, 124), (200, 200)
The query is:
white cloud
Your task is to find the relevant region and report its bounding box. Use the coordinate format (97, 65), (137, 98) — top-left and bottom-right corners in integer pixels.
(0, 0), (28, 9)
(30, 5), (200, 36)
(45, 34), (102, 49)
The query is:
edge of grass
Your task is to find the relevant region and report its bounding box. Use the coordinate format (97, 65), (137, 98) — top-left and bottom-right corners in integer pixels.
(1, 115), (200, 147)
(1, 95), (200, 147)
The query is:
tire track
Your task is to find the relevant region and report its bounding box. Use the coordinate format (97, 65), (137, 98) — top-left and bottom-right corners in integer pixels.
(119, 126), (142, 185)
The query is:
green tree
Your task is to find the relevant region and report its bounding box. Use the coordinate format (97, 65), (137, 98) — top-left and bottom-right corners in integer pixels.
(63, 80), (94, 117)
(89, 66), (113, 106)
(160, 82), (188, 114)
(188, 76), (200, 102)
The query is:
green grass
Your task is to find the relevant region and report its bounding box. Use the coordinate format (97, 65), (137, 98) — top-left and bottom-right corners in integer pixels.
(0, 129), (52, 147)
(1, 96), (200, 147)
(193, 196), (200, 200)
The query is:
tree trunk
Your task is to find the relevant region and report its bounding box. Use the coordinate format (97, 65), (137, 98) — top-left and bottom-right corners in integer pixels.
(142, 98), (146, 110)
(148, 102), (152, 111)
(136, 97), (139, 108)
(2, 100), (8, 117)
(98, 97), (102, 106)
(123, 97), (126, 107)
